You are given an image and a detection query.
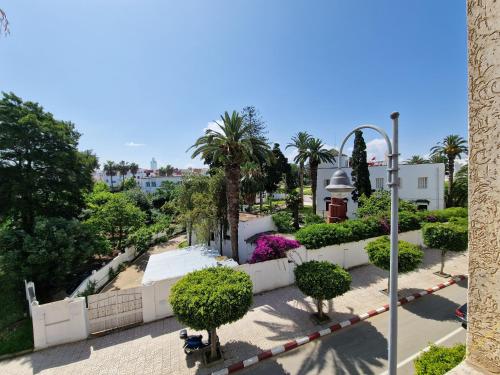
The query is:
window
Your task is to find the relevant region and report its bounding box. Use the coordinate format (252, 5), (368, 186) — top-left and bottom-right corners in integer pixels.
(324, 179), (330, 187)
(375, 178), (384, 190)
(418, 177), (428, 189)
(146, 181), (150, 187)
(151, 181), (157, 187)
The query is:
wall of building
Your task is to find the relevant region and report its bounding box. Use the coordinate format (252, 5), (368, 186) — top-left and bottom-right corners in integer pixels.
(467, 0), (500, 372)
(316, 163), (445, 218)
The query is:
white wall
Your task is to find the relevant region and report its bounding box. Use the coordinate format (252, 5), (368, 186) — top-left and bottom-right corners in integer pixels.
(31, 298), (89, 350)
(316, 163), (445, 218)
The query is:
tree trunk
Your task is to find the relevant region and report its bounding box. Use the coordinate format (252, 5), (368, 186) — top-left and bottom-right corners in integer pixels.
(210, 328), (218, 361)
(110, 176), (114, 189)
(299, 162), (304, 209)
(259, 191), (263, 213)
(317, 299), (323, 319)
(387, 275), (390, 293)
(226, 165), (240, 263)
(441, 249), (446, 274)
(219, 222), (223, 255)
(447, 156), (455, 207)
(311, 162), (318, 214)
(187, 222), (192, 246)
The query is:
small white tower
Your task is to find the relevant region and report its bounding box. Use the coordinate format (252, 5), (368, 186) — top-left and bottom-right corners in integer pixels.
(150, 157), (158, 170)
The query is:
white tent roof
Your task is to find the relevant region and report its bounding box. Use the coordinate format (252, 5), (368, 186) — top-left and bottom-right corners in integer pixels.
(142, 245), (238, 285)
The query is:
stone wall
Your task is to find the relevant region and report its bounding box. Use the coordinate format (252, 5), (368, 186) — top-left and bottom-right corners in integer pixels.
(467, 0), (500, 372)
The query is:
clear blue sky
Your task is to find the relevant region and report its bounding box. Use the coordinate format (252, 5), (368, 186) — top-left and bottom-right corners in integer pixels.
(0, 1), (467, 169)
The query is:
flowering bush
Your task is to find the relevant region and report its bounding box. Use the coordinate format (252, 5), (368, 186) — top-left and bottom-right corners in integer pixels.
(249, 235), (301, 263)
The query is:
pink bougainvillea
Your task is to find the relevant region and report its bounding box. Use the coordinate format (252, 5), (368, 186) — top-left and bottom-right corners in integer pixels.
(249, 235), (301, 264)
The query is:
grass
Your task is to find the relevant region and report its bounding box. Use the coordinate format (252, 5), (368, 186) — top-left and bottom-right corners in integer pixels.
(0, 269), (33, 356)
(303, 186), (312, 195)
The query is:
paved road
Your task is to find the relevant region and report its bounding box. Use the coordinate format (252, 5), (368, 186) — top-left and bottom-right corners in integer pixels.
(241, 279), (467, 375)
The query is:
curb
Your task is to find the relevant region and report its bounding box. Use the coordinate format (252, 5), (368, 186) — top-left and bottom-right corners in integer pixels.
(212, 275), (467, 375)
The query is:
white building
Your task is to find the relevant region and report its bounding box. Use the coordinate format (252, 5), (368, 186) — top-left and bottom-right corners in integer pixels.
(316, 162), (445, 218)
(93, 168), (182, 193)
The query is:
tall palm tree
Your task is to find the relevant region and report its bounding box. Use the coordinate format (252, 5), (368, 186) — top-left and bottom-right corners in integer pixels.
(129, 162), (139, 177)
(165, 164), (175, 176)
(286, 132), (311, 208)
(295, 138), (336, 213)
(405, 155), (429, 165)
(117, 160), (130, 187)
(103, 161), (117, 190)
(190, 111), (270, 263)
(430, 135), (468, 206)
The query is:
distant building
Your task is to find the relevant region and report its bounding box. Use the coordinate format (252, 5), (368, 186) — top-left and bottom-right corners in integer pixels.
(316, 162), (445, 218)
(150, 157), (158, 170)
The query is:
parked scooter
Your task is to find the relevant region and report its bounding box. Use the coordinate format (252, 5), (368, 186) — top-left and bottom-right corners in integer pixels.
(179, 329), (216, 355)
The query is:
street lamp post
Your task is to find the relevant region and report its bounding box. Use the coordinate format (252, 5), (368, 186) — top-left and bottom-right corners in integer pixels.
(326, 112), (400, 375)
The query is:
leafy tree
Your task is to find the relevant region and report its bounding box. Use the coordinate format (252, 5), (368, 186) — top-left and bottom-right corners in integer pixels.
(414, 344), (465, 375)
(122, 188), (151, 212)
(103, 161), (117, 190)
(287, 132), (312, 208)
(190, 111), (270, 262)
(0, 217), (110, 300)
(286, 190), (301, 230)
(209, 169), (228, 254)
(295, 138), (336, 213)
(294, 261), (351, 319)
(422, 223), (468, 275)
(351, 130), (372, 202)
(170, 267), (253, 361)
(365, 236), (424, 291)
(122, 177), (138, 190)
(0, 92), (98, 233)
(86, 193), (145, 251)
(241, 105), (267, 138)
(240, 161), (264, 211)
(151, 180), (180, 209)
(356, 190), (417, 218)
(129, 162), (139, 177)
(430, 135), (468, 206)
(405, 155), (429, 165)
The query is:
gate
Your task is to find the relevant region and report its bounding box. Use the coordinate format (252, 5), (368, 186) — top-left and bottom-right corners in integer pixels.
(87, 287), (143, 334)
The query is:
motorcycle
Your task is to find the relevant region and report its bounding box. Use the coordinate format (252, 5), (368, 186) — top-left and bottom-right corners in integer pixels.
(180, 329), (217, 355)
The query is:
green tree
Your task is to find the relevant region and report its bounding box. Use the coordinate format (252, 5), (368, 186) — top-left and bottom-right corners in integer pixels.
(86, 193), (145, 251)
(158, 167), (167, 177)
(117, 160), (130, 188)
(351, 130), (372, 202)
(295, 137), (336, 214)
(129, 162), (139, 177)
(152, 180), (180, 209)
(170, 267), (253, 361)
(430, 135), (468, 206)
(241, 105), (267, 138)
(365, 236), (424, 291)
(103, 161), (117, 190)
(165, 164), (175, 176)
(287, 132), (312, 208)
(448, 165), (467, 207)
(209, 169), (228, 254)
(286, 190), (301, 230)
(0, 92), (98, 233)
(404, 155), (429, 165)
(294, 261), (352, 319)
(190, 111), (270, 262)
(356, 190), (417, 218)
(122, 177), (138, 191)
(240, 161), (264, 212)
(422, 223), (468, 275)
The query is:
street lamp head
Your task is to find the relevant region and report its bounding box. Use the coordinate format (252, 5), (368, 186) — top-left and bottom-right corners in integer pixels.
(325, 168), (354, 197)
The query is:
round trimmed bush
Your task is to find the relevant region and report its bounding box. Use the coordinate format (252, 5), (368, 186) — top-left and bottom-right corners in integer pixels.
(294, 261), (352, 319)
(414, 344), (465, 375)
(422, 223), (468, 275)
(170, 267), (253, 360)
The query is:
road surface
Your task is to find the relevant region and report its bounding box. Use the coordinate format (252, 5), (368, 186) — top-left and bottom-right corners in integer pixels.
(241, 279), (467, 375)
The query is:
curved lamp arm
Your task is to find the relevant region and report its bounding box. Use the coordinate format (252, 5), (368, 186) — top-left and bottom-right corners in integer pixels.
(338, 124), (393, 168)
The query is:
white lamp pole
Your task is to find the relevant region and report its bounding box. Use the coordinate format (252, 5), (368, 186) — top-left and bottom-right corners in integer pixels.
(326, 112), (400, 375)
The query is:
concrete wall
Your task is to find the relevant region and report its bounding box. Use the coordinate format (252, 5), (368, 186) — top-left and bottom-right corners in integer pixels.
(467, 0), (500, 372)
(31, 298), (88, 350)
(316, 163), (445, 218)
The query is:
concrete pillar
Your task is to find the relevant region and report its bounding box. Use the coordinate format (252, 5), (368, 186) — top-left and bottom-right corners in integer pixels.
(467, 0), (500, 372)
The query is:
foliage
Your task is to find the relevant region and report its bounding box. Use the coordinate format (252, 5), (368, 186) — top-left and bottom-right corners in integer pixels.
(152, 180), (180, 209)
(414, 344), (465, 375)
(351, 130), (372, 201)
(303, 213), (325, 226)
(295, 223), (353, 249)
(77, 280), (97, 297)
(294, 261), (351, 316)
(249, 235), (301, 263)
(263, 143), (292, 195)
(240, 161), (264, 209)
(122, 188), (151, 212)
(0, 92), (98, 233)
(422, 223), (468, 252)
(356, 190), (417, 218)
(122, 177), (138, 190)
(287, 132), (312, 207)
(398, 211), (422, 232)
(0, 217), (110, 298)
(286, 190), (301, 230)
(422, 207), (468, 223)
(272, 212), (295, 233)
(365, 236), (424, 273)
(447, 165), (468, 207)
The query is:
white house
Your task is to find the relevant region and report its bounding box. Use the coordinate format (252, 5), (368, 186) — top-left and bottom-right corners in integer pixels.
(316, 162), (445, 218)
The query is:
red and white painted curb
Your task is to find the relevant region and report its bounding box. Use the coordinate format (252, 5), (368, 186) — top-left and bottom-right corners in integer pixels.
(212, 275), (467, 375)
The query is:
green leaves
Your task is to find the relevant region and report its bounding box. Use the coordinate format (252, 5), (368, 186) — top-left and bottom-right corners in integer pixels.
(294, 261), (352, 301)
(422, 223), (468, 253)
(414, 344), (465, 375)
(170, 267), (253, 331)
(365, 236), (424, 273)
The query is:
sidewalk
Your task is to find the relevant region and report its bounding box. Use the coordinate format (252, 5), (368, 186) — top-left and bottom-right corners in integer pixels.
(0, 248), (467, 375)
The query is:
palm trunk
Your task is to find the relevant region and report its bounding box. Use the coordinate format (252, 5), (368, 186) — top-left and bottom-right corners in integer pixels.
(226, 165), (240, 263)
(299, 162), (304, 209)
(311, 162), (318, 214)
(441, 249), (446, 274)
(210, 328), (218, 360)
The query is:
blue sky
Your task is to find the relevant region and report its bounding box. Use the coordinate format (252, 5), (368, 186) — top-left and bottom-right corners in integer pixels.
(0, 1), (467, 169)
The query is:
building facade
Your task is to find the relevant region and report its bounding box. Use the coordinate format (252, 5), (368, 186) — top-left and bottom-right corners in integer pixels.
(93, 169), (182, 193)
(316, 162), (445, 218)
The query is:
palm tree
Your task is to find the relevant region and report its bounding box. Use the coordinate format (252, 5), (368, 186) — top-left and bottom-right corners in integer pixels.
(405, 155), (429, 165)
(158, 167), (167, 177)
(190, 111), (270, 263)
(286, 132), (311, 208)
(295, 138), (336, 213)
(129, 162), (139, 177)
(430, 135), (468, 206)
(165, 164), (175, 176)
(240, 162), (264, 212)
(103, 161), (117, 190)
(117, 160), (130, 187)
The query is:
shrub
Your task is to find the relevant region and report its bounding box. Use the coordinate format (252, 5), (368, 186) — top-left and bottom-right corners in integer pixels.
(424, 207), (468, 223)
(448, 216), (467, 227)
(365, 236), (424, 291)
(342, 219), (374, 242)
(170, 267), (253, 361)
(398, 211), (422, 232)
(356, 190), (417, 218)
(295, 223), (353, 249)
(414, 344), (465, 375)
(422, 223), (468, 274)
(272, 212), (295, 233)
(294, 261), (352, 319)
(303, 213), (325, 226)
(249, 235), (301, 264)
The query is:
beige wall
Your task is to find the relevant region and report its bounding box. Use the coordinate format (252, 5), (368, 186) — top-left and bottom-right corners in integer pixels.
(467, 0), (500, 372)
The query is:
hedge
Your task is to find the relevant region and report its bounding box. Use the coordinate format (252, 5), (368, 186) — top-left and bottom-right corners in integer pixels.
(414, 344), (465, 375)
(365, 236), (424, 273)
(272, 212), (295, 233)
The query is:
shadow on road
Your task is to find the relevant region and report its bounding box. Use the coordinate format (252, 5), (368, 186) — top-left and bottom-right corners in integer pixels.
(400, 287), (462, 322)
